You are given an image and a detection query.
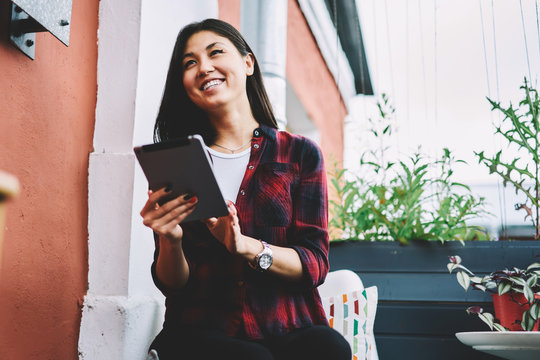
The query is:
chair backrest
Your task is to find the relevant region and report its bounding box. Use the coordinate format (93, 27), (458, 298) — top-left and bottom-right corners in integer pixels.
(318, 269), (364, 298)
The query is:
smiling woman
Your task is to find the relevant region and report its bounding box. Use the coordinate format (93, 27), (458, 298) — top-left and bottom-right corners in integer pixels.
(153, 19), (276, 146)
(140, 18), (352, 360)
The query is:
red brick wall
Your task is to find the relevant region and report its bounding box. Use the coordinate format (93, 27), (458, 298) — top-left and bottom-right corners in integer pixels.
(218, 0), (241, 29)
(287, 0), (346, 164)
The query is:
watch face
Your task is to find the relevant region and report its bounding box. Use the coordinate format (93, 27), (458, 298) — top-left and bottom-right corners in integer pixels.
(259, 254), (273, 270)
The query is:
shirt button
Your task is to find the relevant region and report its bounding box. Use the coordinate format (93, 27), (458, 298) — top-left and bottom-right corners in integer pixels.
(248, 165), (254, 170)
(253, 144), (260, 149)
(254, 129), (260, 137)
(240, 190), (245, 196)
(237, 281), (244, 287)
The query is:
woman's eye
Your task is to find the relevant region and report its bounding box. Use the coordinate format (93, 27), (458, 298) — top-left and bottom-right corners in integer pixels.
(210, 49), (223, 56)
(183, 60), (195, 69)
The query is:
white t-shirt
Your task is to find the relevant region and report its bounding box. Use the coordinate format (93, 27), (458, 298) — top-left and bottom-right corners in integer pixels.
(206, 146), (251, 203)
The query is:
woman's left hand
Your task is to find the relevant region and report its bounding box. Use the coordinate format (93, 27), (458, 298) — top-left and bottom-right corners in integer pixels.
(203, 201), (247, 255)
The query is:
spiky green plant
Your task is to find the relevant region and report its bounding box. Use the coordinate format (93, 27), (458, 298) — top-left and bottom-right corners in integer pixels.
(475, 79), (540, 238)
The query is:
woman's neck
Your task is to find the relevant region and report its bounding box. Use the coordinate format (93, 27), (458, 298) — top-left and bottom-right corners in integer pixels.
(208, 109), (259, 153)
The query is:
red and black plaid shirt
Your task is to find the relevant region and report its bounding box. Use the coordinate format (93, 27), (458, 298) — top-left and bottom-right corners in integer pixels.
(151, 124), (330, 339)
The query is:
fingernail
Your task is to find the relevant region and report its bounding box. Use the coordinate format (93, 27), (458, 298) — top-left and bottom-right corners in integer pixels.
(189, 196), (198, 203)
(183, 193), (193, 201)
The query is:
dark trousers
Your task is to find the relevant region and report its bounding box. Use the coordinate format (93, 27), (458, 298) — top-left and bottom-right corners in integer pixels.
(150, 325), (352, 360)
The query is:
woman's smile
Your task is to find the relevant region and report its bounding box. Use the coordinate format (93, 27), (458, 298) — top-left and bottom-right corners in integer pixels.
(200, 78), (225, 91)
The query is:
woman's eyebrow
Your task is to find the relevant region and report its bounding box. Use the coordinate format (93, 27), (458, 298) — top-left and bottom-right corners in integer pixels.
(183, 42), (225, 60)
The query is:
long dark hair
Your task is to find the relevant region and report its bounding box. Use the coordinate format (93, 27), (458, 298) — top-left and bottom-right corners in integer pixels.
(154, 18), (278, 144)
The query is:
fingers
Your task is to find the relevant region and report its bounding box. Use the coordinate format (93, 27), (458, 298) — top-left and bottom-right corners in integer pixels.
(203, 217), (218, 228)
(141, 188), (196, 216)
(158, 196), (198, 224)
(203, 202), (239, 231)
(149, 205), (196, 236)
(227, 201), (237, 216)
(140, 187), (171, 216)
(227, 202), (240, 228)
(158, 193), (197, 215)
(140, 188), (199, 234)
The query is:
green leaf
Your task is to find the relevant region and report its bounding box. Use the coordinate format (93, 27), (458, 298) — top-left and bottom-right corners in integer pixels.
(529, 302), (540, 320)
(527, 263), (540, 271)
(498, 282), (512, 296)
(475, 284), (488, 292)
(510, 277), (527, 287)
(524, 286), (535, 303)
(470, 276), (483, 283)
(478, 312), (496, 330)
(526, 274), (538, 288)
(457, 271), (471, 291)
(522, 311), (537, 331)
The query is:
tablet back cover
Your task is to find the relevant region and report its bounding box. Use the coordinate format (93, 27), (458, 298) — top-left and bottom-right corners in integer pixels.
(134, 135), (228, 223)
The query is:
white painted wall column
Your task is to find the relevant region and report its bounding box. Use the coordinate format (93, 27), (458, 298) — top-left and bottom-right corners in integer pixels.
(79, 1), (217, 359)
(79, 1), (147, 358)
(241, 0), (288, 129)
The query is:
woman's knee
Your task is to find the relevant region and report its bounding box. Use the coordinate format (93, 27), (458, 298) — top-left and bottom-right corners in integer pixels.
(150, 328), (275, 360)
(282, 326), (351, 360)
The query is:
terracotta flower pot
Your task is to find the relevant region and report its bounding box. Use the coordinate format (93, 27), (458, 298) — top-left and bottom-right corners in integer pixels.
(492, 293), (539, 331)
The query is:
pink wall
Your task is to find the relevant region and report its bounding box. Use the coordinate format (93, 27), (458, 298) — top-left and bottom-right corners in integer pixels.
(218, 0), (241, 30)
(287, 0), (346, 164)
(0, 0), (98, 358)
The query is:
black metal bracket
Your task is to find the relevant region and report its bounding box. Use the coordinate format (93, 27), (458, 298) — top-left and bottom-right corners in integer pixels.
(9, 0), (72, 60)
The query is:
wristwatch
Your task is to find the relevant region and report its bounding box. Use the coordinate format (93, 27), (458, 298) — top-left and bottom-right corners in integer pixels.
(250, 240), (273, 272)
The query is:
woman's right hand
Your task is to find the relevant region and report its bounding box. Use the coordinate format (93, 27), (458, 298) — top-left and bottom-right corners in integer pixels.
(140, 188), (198, 242)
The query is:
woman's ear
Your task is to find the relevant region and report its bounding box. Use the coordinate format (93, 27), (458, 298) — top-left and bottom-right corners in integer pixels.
(245, 53), (255, 76)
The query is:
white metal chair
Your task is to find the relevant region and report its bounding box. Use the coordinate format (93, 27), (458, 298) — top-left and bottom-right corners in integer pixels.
(146, 349), (159, 360)
(318, 269), (364, 298)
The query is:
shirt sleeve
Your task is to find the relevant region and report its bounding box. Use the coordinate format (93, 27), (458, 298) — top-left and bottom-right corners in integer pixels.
(289, 137), (330, 289)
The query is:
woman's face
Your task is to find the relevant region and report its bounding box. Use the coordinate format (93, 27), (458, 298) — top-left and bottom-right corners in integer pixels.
(182, 31), (254, 112)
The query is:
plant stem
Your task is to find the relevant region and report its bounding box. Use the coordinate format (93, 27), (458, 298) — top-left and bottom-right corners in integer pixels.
(534, 132), (540, 240)
(535, 85), (540, 239)
(528, 79), (540, 239)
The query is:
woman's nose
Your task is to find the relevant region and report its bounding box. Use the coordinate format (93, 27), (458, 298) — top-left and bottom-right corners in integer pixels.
(198, 58), (214, 76)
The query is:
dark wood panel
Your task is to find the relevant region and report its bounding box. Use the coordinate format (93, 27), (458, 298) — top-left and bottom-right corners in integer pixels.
(375, 335), (503, 360)
(356, 273), (493, 302)
(374, 302), (494, 335)
(329, 240), (540, 273)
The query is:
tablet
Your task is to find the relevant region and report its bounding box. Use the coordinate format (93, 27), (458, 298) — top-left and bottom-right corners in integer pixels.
(134, 134), (229, 223)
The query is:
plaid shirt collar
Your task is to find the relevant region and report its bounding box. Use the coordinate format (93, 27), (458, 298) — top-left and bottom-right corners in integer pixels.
(254, 123), (277, 142)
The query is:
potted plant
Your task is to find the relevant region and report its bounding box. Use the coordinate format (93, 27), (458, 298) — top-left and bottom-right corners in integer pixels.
(329, 94), (489, 244)
(447, 255), (540, 331)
